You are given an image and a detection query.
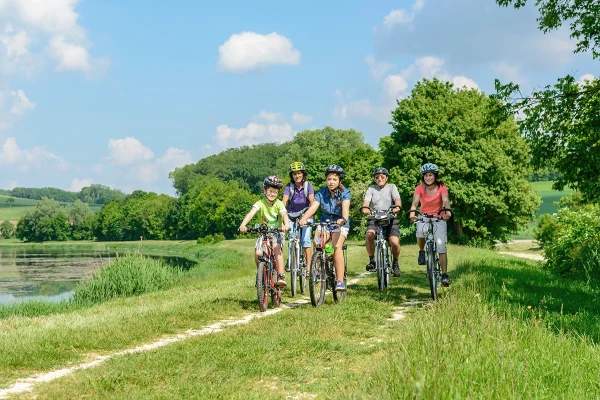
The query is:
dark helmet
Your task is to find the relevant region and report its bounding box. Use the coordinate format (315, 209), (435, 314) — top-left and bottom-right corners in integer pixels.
(263, 175), (283, 189)
(372, 167), (389, 177)
(288, 162), (307, 178)
(324, 164), (345, 180)
(420, 163), (439, 175)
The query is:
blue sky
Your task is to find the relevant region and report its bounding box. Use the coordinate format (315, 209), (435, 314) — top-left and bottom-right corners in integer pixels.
(0, 0), (596, 194)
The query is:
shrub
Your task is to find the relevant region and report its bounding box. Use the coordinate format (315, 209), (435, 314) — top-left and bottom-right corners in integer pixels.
(197, 233), (226, 244)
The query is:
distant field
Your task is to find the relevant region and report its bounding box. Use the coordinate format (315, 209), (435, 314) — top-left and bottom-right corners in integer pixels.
(0, 195), (103, 222)
(512, 181), (572, 239)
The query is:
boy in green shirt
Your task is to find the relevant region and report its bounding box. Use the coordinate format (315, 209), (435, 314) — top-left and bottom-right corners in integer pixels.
(239, 176), (290, 287)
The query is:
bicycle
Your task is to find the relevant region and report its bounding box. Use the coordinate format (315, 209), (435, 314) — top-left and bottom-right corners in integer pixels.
(360, 205), (400, 291)
(305, 220), (347, 307)
(286, 208), (309, 297)
(407, 208), (452, 300)
(246, 224), (284, 312)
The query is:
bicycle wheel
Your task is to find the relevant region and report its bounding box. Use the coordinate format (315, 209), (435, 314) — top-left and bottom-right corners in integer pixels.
(332, 262), (347, 303)
(309, 252), (326, 307)
(383, 246), (390, 289)
(289, 244), (297, 297)
(256, 262), (269, 312)
(299, 254), (307, 294)
(271, 279), (282, 308)
(376, 243), (386, 290)
(426, 243), (438, 300)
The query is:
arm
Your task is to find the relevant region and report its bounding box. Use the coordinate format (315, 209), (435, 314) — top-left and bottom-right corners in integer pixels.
(442, 193), (451, 221)
(299, 201), (320, 226)
(393, 197), (402, 214)
(361, 199), (372, 215)
(339, 199), (350, 226)
(409, 193), (420, 222)
(281, 193), (290, 208)
(281, 210), (290, 232)
(239, 207), (259, 232)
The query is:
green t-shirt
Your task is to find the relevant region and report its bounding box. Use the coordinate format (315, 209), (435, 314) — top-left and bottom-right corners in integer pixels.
(253, 198), (286, 228)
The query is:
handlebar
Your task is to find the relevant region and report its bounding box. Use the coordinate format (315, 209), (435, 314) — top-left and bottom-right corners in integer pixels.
(406, 208), (453, 221)
(303, 219), (343, 228)
(360, 205), (400, 218)
(244, 224), (284, 235)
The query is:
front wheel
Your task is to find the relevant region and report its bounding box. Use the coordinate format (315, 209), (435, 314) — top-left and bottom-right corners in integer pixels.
(289, 245), (298, 297)
(256, 262), (269, 312)
(426, 243), (438, 301)
(299, 254), (307, 294)
(376, 243), (387, 291)
(309, 252), (326, 307)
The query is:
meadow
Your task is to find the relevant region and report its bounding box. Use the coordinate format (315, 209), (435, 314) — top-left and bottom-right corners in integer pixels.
(0, 238), (598, 399)
(0, 195), (102, 222)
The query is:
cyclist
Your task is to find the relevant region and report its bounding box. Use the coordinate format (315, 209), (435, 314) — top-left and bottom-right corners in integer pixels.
(239, 176), (290, 288)
(408, 163), (452, 286)
(299, 165), (350, 292)
(361, 167), (402, 277)
(282, 162), (315, 277)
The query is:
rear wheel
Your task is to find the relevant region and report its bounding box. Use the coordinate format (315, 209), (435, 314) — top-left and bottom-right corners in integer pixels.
(309, 252), (326, 307)
(256, 262), (268, 312)
(289, 245), (297, 297)
(299, 254), (307, 294)
(426, 243), (437, 300)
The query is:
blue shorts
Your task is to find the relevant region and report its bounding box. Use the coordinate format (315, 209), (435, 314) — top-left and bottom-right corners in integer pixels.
(290, 220), (312, 248)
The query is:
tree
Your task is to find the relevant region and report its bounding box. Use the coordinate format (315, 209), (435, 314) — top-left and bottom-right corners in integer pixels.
(15, 198), (70, 242)
(94, 201), (125, 241)
(5, 197), (14, 208)
(381, 78), (540, 245)
(494, 0), (600, 201)
(1, 220), (14, 239)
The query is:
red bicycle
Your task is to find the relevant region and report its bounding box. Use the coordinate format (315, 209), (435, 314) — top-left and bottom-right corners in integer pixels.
(247, 224), (283, 312)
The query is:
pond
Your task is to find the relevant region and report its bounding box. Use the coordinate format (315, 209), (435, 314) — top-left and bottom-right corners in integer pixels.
(0, 249), (196, 305)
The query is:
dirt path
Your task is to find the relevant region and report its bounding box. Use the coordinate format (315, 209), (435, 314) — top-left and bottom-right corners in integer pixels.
(498, 252), (544, 261)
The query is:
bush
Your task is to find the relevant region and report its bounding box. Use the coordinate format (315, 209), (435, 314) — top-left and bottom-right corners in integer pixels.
(197, 233), (225, 244)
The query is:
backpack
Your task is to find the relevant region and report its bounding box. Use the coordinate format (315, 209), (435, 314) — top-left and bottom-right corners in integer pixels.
(286, 182), (309, 201)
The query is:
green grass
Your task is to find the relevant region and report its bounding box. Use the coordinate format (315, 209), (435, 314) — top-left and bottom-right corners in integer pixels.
(0, 195), (103, 221)
(1, 240), (599, 398)
(512, 181), (572, 240)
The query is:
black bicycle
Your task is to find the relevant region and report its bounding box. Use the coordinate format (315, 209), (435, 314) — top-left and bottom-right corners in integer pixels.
(305, 220), (347, 307)
(286, 208), (309, 297)
(361, 205), (400, 290)
(246, 224), (284, 312)
(407, 209), (452, 300)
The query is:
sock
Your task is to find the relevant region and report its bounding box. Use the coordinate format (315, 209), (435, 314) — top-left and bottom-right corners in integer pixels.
(369, 255), (374, 262)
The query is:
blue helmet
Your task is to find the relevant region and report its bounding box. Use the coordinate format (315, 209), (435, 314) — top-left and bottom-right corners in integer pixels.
(324, 164), (345, 180)
(420, 163), (439, 175)
(372, 167), (389, 177)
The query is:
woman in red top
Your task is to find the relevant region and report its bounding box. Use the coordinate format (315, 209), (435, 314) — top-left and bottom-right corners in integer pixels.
(409, 163), (453, 286)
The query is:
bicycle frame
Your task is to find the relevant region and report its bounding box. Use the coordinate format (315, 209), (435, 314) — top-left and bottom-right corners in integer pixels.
(287, 219), (306, 296)
(247, 225), (282, 312)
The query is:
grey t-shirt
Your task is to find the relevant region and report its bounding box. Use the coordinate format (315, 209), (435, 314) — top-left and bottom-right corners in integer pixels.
(363, 184), (401, 211)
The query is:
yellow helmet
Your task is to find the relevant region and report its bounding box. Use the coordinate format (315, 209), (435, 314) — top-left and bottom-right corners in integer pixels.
(289, 162), (306, 173)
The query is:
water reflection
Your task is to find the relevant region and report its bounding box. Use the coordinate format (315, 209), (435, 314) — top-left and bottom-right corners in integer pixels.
(0, 249), (196, 305)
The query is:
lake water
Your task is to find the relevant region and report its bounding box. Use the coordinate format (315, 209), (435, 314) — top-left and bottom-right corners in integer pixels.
(0, 249), (196, 305)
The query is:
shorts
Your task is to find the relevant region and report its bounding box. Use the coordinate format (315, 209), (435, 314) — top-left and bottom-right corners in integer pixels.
(315, 225), (349, 240)
(255, 232), (285, 252)
(416, 219), (447, 253)
(289, 219), (313, 248)
(366, 218), (400, 238)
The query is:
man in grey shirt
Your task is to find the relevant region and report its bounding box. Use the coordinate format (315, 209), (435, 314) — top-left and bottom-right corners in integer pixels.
(361, 167), (402, 277)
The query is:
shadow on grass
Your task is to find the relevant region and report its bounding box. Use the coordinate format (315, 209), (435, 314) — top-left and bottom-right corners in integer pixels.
(453, 257), (600, 343)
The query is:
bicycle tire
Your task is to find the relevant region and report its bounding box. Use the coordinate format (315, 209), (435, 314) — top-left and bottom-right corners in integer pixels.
(383, 245), (390, 289)
(289, 244), (297, 297)
(332, 262), (347, 303)
(256, 262), (268, 312)
(309, 252), (326, 307)
(426, 242), (438, 300)
(271, 284), (282, 308)
(376, 243), (386, 290)
(299, 254), (307, 294)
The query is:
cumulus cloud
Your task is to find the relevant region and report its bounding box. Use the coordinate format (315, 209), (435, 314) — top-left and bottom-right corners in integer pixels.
(156, 147), (192, 171)
(69, 177), (93, 192)
(0, 137), (67, 171)
(577, 73), (595, 86)
(491, 61), (529, 86)
(254, 110), (285, 124)
(215, 122), (293, 148)
(291, 112), (313, 125)
(379, 0), (425, 28)
(0, 87), (35, 129)
(108, 137), (154, 166)
(218, 32), (300, 73)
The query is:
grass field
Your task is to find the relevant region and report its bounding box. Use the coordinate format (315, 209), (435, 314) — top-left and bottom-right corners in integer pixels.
(0, 195), (102, 222)
(0, 239), (599, 398)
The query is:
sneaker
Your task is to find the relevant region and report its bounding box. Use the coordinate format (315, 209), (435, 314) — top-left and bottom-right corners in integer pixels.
(277, 274), (287, 288)
(335, 280), (346, 291)
(392, 260), (401, 277)
(365, 260), (376, 272)
(441, 273), (450, 287)
(418, 250), (426, 265)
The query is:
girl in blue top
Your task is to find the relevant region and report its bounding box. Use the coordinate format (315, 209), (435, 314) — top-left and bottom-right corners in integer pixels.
(299, 165), (350, 291)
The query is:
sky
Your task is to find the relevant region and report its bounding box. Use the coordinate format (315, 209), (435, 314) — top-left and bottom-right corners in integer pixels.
(0, 0), (596, 195)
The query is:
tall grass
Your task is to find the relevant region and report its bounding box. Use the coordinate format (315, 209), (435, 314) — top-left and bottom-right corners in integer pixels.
(70, 254), (183, 306)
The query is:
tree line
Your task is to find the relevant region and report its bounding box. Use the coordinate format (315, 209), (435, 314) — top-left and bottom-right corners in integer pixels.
(0, 184), (125, 205)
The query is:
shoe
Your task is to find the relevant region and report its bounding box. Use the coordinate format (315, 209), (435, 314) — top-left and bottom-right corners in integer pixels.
(277, 274), (287, 288)
(284, 263), (290, 272)
(365, 260), (376, 272)
(441, 273), (450, 287)
(418, 250), (426, 265)
(335, 280), (346, 291)
(392, 260), (401, 277)
(306, 270), (311, 278)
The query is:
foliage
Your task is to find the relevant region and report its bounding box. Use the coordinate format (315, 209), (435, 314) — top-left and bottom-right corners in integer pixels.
(528, 166), (560, 182)
(5, 197), (14, 207)
(77, 184), (126, 205)
(536, 203), (600, 279)
(381, 78), (540, 245)
(15, 198), (70, 242)
(197, 233), (226, 244)
(9, 187), (78, 202)
(6, 184), (125, 205)
(94, 201), (125, 241)
(73, 214), (97, 240)
(0, 220), (13, 238)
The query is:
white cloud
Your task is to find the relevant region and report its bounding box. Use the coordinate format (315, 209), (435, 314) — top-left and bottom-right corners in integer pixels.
(291, 112), (313, 125)
(383, 74), (408, 98)
(107, 137), (154, 166)
(0, 137), (67, 171)
(9, 89), (35, 116)
(218, 32), (301, 73)
(69, 177), (92, 192)
(577, 73), (595, 86)
(254, 110), (284, 124)
(491, 61), (528, 86)
(48, 35), (90, 71)
(215, 122), (293, 148)
(379, 0), (425, 28)
(156, 147), (192, 171)
(0, 87), (35, 129)
(452, 75), (479, 90)
(365, 55), (395, 79)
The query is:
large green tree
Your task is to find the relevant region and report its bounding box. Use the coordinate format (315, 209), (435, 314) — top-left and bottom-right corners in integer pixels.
(15, 198), (70, 242)
(381, 78), (540, 245)
(495, 0), (600, 201)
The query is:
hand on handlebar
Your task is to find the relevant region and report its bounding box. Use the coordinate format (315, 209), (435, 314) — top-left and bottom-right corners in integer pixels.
(336, 218), (345, 226)
(298, 218), (307, 227)
(281, 224), (290, 232)
(239, 225), (248, 233)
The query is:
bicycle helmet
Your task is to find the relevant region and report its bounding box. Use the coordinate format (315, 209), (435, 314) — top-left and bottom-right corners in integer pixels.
(288, 161), (307, 178)
(372, 167), (389, 177)
(420, 163), (439, 175)
(324, 164), (345, 180)
(263, 175), (283, 189)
